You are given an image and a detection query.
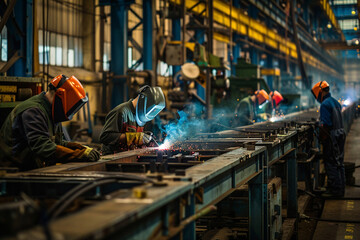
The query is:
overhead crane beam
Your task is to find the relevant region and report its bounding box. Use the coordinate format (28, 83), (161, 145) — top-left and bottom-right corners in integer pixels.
(321, 42), (360, 50)
(169, 0), (344, 81)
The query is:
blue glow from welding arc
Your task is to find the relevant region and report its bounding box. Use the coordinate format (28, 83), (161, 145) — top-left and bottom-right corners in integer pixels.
(157, 103), (234, 147)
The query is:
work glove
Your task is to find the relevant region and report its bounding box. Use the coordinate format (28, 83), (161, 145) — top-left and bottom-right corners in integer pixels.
(80, 146), (101, 162)
(54, 145), (100, 163)
(125, 132), (152, 147)
(66, 142), (86, 150)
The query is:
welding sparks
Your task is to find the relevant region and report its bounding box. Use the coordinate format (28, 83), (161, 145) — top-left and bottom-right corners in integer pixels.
(158, 140), (171, 150)
(343, 98), (352, 106)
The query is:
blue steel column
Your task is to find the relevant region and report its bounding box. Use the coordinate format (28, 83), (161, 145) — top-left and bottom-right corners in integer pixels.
(287, 149), (298, 218)
(183, 193), (195, 239)
(267, 54), (274, 90)
(248, 153), (265, 240)
(143, 0), (152, 71)
(7, 0), (32, 76)
(195, 25), (205, 100)
(172, 18), (181, 75)
(231, 0), (241, 76)
(111, 0), (128, 108)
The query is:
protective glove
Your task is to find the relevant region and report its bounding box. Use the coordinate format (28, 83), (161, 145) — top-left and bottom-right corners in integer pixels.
(81, 146), (101, 162)
(125, 132), (152, 146)
(54, 145), (100, 163)
(66, 142), (86, 150)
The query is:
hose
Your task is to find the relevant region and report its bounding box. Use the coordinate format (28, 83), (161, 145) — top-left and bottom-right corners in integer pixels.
(47, 174), (155, 220)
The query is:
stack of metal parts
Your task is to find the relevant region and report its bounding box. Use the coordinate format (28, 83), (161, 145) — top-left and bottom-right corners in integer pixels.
(0, 107), (356, 240)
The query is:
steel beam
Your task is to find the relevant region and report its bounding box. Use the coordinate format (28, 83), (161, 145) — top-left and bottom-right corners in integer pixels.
(110, 0), (129, 108)
(143, 0), (153, 71)
(6, 0), (32, 77)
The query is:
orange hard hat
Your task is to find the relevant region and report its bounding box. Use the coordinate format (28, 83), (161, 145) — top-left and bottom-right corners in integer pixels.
(254, 89), (270, 105)
(270, 90), (284, 107)
(311, 81), (329, 102)
(49, 74), (88, 123)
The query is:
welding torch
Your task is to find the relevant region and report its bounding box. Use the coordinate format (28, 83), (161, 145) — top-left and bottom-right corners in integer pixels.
(144, 131), (159, 147)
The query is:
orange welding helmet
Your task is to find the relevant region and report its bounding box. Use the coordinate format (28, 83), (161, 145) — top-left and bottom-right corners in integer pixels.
(311, 81), (329, 103)
(270, 90), (284, 107)
(255, 89), (270, 106)
(49, 74), (88, 123)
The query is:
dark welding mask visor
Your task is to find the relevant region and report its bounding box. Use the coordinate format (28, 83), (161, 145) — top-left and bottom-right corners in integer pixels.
(136, 86), (165, 126)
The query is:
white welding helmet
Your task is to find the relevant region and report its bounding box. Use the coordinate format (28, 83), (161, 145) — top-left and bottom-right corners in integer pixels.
(136, 85), (166, 126)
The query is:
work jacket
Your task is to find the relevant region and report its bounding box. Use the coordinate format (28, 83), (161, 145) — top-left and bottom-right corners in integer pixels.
(234, 96), (256, 126)
(100, 99), (144, 155)
(0, 92), (65, 170)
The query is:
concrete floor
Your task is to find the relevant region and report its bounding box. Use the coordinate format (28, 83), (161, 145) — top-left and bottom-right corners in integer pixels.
(312, 118), (360, 239)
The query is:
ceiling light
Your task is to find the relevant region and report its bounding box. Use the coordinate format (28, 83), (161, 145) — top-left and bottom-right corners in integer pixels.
(327, 23), (332, 29)
(352, 10), (356, 15)
(354, 26), (358, 31)
(355, 39), (359, 45)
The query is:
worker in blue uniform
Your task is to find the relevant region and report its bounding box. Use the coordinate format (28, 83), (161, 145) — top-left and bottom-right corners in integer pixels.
(312, 81), (346, 197)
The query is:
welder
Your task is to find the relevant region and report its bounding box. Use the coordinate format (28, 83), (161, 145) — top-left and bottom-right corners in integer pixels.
(311, 81), (346, 197)
(0, 75), (100, 171)
(233, 89), (270, 126)
(270, 90), (284, 110)
(100, 85), (165, 155)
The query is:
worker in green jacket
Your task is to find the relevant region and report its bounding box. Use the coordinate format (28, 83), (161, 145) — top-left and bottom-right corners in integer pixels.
(233, 89), (270, 126)
(0, 75), (100, 171)
(100, 85), (165, 155)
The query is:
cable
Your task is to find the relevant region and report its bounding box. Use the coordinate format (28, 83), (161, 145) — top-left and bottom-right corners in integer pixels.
(300, 214), (360, 224)
(47, 175), (155, 220)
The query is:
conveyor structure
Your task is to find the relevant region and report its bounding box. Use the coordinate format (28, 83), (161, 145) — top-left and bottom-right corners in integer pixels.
(0, 105), (357, 240)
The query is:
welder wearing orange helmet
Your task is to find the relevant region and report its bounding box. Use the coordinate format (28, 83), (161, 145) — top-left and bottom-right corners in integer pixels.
(0, 74), (100, 171)
(311, 80), (345, 197)
(269, 90), (284, 109)
(233, 89), (270, 126)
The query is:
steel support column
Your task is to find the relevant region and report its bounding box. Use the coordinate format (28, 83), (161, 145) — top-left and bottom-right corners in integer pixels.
(287, 149), (298, 218)
(267, 54), (274, 90)
(143, 0), (153, 71)
(249, 155), (265, 240)
(7, 0), (33, 76)
(194, 19), (205, 100)
(183, 193), (195, 240)
(172, 18), (181, 76)
(111, 0), (129, 108)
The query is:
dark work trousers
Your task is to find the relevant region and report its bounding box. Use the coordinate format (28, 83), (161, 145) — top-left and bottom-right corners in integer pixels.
(322, 131), (346, 194)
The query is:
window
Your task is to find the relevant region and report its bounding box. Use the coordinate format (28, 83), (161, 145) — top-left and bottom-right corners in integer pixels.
(338, 19), (358, 30)
(0, 26), (7, 61)
(37, 0), (83, 67)
(333, 0), (357, 5)
(39, 30), (82, 67)
(103, 42), (111, 71)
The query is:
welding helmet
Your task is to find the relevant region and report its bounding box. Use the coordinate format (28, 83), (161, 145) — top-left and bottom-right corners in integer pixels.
(255, 89), (270, 106)
(135, 85), (166, 126)
(48, 74), (88, 123)
(311, 81), (329, 103)
(270, 90), (284, 107)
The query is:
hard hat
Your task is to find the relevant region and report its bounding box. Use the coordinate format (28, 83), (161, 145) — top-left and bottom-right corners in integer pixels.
(49, 74), (88, 123)
(270, 90), (284, 107)
(255, 89), (270, 105)
(136, 85), (166, 126)
(311, 81), (329, 103)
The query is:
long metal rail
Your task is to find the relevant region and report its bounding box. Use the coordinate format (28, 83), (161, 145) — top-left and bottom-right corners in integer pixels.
(0, 105), (357, 240)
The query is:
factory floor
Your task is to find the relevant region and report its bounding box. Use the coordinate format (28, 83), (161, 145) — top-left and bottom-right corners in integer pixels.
(312, 118), (360, 239)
